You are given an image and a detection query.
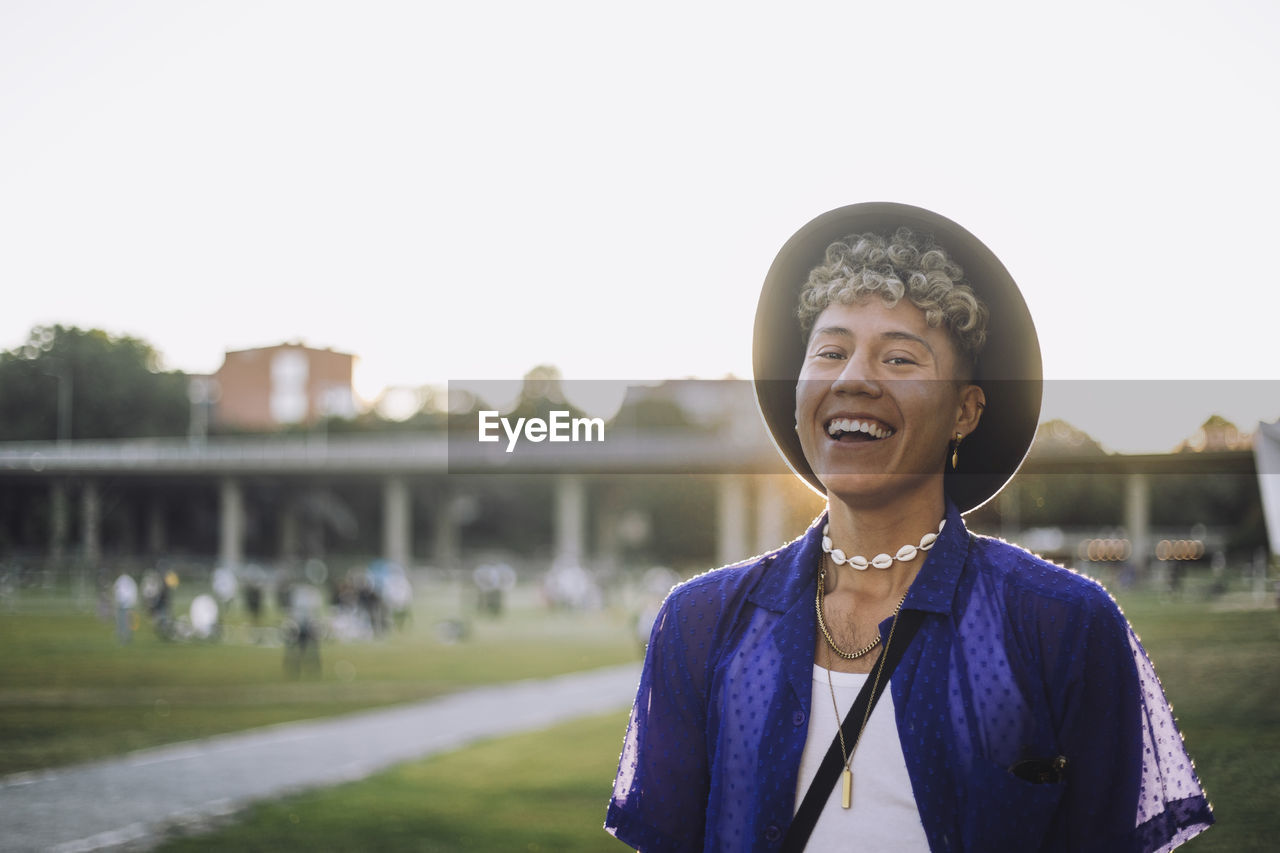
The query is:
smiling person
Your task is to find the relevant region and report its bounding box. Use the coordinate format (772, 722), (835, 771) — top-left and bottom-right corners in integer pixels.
(606, 203), (1213, 852)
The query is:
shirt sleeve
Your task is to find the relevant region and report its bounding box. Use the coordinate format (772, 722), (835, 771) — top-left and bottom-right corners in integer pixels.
(1055, 587), (1214, 852)
(605, 590), (712, 852)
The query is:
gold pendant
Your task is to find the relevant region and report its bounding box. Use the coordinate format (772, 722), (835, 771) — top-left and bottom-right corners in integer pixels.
(841, 768), (852, 809)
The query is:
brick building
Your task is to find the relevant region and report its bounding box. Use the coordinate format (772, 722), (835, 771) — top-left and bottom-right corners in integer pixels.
(211, 343), (357, 430)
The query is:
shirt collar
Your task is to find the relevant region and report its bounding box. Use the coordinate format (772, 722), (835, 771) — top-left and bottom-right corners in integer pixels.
(746, 514), (824, 613)
(747, 499), (969, 616)
(902, 498), (968, 615)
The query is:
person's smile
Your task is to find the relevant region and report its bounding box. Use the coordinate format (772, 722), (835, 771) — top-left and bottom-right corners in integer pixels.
(822, 413), (896, 444)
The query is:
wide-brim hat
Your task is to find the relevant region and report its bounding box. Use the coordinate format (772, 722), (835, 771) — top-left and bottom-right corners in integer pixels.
(753, 202), (1042, 513)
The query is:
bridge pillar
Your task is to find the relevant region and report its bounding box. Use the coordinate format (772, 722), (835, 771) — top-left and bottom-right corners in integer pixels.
(1125, 472), (1150, 577)
(755, 476), (787, 555)
(50, 480), (69, 566)
(219, 478), (245, 569)
(383, 476), (411, 568)
(554, 475), (586, 567)
(593, 486), (621, 572)
(433, 491), (459, 568)
(718, 475), (749, 566)
(80, 479), (101, 567)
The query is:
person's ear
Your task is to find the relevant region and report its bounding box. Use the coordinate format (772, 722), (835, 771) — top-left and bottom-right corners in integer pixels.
(955, 384), (985, 437)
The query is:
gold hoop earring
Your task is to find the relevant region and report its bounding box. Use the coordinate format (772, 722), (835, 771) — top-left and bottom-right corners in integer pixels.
(950, 432), (963, 470)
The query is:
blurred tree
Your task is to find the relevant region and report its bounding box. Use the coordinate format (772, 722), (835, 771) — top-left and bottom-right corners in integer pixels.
(508, 365), (588, 423)
(609, 389), (705, 431)
(0, 325), (190, 440)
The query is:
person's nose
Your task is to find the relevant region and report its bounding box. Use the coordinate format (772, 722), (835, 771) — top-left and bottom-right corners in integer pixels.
(831, 352), (883, 397)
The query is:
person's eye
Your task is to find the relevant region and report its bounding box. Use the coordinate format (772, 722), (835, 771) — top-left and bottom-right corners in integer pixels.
(813, 348), (846, 360)
(885, 355), (919, 366)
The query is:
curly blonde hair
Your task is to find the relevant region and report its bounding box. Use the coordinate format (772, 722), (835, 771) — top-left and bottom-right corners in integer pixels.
(797, 226), (989, 370)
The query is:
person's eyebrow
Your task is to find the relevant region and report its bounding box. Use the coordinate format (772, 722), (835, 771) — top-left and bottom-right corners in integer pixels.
(880, 330), (935, 356)
(810, 324), (853, 340)
(810, 326), (935, 357)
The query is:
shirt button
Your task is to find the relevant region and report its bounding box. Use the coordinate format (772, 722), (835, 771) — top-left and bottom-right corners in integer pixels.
(792, 710), (806, 726)
(764, 825), (781, 843)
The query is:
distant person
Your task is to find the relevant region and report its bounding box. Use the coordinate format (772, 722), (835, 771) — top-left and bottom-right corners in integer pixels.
(189, 593), (221, 641)
(607, 204), (1212, 851)
(357, 575), (386, 635)
(112, 573), (138, 643)
(144, 568), (178, 639)
(382, 568), (414, 632)
(244, 579), (263, 624)
(474, 562), (515, 616)
(211, 565), (238, 607)
(284, 583), (324, 677)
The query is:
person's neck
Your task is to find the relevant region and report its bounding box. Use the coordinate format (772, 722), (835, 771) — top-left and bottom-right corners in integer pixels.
(822, 489), (947, 601)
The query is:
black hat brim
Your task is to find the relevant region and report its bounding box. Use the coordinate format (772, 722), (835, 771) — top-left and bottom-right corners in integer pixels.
(752, 202), (1043, 514)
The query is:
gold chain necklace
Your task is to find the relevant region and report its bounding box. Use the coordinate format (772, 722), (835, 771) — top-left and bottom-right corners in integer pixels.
(824, 596), (908, 809)
(815, 557), (909, 660)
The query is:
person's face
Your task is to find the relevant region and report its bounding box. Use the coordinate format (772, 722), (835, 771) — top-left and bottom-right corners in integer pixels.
(794, 298), (985, 508)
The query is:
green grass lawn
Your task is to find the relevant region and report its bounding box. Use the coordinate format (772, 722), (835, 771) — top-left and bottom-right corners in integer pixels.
(156, 592), (1277, 852)
(156, 710), (634, 853)
(0, 585), (640, 775)
(1112, 594), (1280, 851)
(3, 584), (1276, 850)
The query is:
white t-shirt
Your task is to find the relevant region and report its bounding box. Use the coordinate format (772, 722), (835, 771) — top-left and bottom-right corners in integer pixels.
(113, 574), (138, 609)
(794, 665), (930, 850)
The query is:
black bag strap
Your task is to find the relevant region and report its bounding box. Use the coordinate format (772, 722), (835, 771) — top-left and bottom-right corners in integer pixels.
(782, 608), (926, 852)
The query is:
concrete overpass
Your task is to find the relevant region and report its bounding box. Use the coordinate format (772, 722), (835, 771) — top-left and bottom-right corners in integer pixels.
(0, 432), (1257, 575)
(0, 430), (798, 573)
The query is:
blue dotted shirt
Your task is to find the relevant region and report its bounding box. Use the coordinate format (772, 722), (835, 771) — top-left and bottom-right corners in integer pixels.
(606, 500), (1213, 852)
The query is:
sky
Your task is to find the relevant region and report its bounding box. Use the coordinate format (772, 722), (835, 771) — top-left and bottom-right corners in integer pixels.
(2, 0), (1277, 453)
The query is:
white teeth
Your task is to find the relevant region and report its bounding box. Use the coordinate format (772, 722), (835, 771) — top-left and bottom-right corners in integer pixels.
(825, 418), (894, 439)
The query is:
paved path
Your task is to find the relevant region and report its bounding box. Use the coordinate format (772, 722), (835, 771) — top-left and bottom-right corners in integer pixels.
(0, 663), (642, 852)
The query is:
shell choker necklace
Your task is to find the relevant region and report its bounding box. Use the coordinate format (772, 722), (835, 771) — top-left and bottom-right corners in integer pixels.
(815, 517), (943, 661)
(820, 518), (946, 571)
